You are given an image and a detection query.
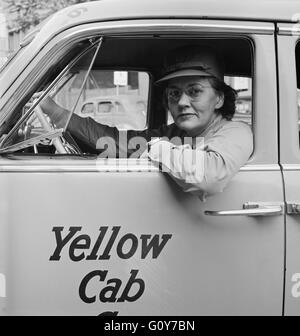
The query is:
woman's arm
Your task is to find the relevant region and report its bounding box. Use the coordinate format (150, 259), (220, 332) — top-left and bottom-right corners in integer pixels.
(147, 121), (253, 200)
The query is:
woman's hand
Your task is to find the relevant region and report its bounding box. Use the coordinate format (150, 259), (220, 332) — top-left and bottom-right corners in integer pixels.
(39, 96), (69, 128)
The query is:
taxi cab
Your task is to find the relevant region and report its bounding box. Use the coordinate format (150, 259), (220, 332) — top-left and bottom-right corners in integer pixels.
(0, 0), (300, 316)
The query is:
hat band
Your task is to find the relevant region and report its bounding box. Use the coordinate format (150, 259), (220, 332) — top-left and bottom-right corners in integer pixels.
(164, 64), (213, 76)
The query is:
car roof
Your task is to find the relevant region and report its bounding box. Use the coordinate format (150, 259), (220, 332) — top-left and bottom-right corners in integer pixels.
(28, 0), (299, 58)
(43, 0), (300, 29)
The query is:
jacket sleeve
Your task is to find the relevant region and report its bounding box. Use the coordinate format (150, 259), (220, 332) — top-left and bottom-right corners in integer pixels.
(147, 122), (253, 200)
(67, 114), (168, 155)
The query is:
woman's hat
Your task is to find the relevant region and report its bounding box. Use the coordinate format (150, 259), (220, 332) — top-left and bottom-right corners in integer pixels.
(156, 45), (224, 84)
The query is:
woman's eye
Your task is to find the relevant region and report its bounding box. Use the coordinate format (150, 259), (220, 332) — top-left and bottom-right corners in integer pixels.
(168, 89), (181, 98)
(188, 87), (203, 97)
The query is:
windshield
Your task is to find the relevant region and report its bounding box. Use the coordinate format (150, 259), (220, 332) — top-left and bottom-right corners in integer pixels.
(0, 38), (103, 153)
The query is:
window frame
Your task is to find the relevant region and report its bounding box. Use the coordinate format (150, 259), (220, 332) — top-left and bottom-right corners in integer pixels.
(277, 24), (300, 165)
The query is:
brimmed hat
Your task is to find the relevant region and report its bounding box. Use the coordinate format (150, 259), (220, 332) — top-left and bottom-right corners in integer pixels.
(156, 45), (224, 84)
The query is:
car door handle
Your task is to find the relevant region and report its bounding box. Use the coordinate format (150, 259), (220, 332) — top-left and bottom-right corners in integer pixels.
(204, 202), (283, 217)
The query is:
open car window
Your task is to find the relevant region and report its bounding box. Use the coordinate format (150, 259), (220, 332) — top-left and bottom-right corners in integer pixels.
(0, 35), (251, 157)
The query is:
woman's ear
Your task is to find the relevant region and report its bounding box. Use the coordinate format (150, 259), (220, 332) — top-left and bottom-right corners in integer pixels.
(215, 92), (224, 109)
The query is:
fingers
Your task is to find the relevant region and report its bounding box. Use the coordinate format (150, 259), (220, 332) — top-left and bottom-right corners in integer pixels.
(24, 91), (45, 110)
(32, 91), (44, 100)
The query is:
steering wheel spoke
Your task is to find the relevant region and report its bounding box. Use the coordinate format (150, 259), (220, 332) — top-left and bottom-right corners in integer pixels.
(34, 104), (81, 155)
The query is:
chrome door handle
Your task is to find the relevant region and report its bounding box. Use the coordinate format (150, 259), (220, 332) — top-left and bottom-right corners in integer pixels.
(204, 202), (283, 217)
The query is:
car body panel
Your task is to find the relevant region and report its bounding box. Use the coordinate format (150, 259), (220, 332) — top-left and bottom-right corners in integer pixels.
(0, 166), (284, 316)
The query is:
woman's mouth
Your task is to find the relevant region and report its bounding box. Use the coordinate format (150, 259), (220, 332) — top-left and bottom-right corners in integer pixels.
(176, 113), (197, 120)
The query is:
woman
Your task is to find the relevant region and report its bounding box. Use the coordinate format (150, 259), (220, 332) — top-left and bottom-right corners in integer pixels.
(40, 45), (253, 200)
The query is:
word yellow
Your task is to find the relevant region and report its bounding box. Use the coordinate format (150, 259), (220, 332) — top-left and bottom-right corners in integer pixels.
(50, 226), (172, 261)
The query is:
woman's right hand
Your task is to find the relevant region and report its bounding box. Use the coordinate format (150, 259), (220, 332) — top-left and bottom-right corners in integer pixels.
(39, 96), (69, 128)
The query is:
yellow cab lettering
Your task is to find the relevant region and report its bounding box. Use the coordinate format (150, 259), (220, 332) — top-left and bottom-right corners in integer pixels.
(49, 226), (172, 261)
(78, 269), (145, 304)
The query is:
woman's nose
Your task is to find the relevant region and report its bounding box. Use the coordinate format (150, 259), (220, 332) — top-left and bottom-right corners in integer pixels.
(177, 92), (191, 106)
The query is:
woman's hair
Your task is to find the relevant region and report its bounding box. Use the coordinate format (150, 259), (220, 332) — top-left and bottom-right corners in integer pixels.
(207, 77), (237, 120)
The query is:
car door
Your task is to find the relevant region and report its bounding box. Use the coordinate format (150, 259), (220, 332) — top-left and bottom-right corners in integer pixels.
(278, 23), (300, 316)
(0, 20), (284, 316)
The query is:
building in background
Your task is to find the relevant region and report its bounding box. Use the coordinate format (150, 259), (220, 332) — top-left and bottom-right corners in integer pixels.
(0, 0), (49, 55)
(0, 1), (8, 66)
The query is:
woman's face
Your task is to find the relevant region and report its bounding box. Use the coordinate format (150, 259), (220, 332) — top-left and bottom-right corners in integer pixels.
(166, 76), (224, 136)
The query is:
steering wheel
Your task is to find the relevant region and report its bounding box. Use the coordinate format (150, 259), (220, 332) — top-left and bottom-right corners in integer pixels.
(34, 105), (82, 154)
